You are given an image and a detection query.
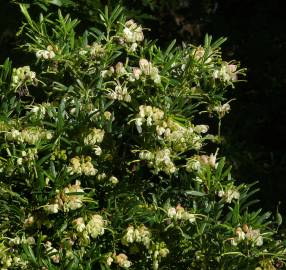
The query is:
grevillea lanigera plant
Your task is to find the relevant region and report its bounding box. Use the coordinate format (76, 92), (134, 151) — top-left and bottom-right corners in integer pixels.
(0, 4), (285, 270)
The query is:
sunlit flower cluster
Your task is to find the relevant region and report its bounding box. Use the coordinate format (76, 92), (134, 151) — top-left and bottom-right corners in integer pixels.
(167, 204), (196, 223)
(89, 42), (105, 59)
(139, 148), (176, 175)
(73, 214), (106, 246)
(134, 105), (164, 133)
(0, 242), (13, 269)
(44, 180), (85, 213)
(16, 148), (38, 167)
(150, 242), (170, 270)
(84, 128), (105, 146)
(0, 241), (28, 269)
(28, 103), (48, 120)
(218, 186), (240, 203)
(122, 19), (144, 46)
(114, 253), (132, 268)
(11, 66), (36, 89)
(213, 62), (238, 82)
(186, 153), (217, 172)
(36, 45), (56, 60)
(212, 102), (231, 118)
(122, 224), (152, 248)
(231, 225), (263, 247)
(139, 58), (161, 84)
(105, 252), (132, 268)
(192, 45), (212, 63)
(67, 155), (98, 176)
(5, 127), (53, 145)
(107, 82), (131, 102)
(159, 120), (207, 152)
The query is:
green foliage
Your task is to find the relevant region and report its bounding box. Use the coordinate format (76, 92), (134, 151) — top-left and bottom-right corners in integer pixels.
(0, 4), (285, 270)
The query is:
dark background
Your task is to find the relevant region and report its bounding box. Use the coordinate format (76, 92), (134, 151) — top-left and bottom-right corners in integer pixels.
(1, 0), (286, 214)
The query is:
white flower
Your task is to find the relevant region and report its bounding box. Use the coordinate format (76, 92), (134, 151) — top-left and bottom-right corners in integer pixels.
(26, 236), (36, 245)
(130, 42), (138, 52)
(107, 84), (131, 103)
(193, 46), (205, 60)
(115, 62), (127, 76)
(93, 145), (102, 156)
(109, 176), (119, 185)
(246, 228), (263, 246)
(235, 227), (246, 241)
(123, 27), (134, 42)
(194, 124), (209, 133)
(97, 173), (107, 181)
(44, 203), (59, 214)
(139, 59), (151, 75)
(219, 188), (240, 203)
(72, 217), (86, 233)
(36, 46), (56, 60)
(186, 158), (201, 172)
(167, 207), (177, 218)
(218, 190), (225, 197)
(122, 20), (144, 44)
(135, 118), (143, 133)
(115, 253), (132, 268)
(159, 248), (169, 257)
(107, 256), (114, 266)
(86, 214), (106, 238)
(104, 111), (113, 120)
(17, 158), (23, 165)
(84, 128), (105, 146)
(133, 67), (142, 80)
(182, 212), (196, 223)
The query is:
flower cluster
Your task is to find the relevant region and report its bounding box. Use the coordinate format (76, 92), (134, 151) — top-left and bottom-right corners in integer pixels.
(67, 156), (98, 176)
(0, 240), (28, 269)
(159, 120), (207, 152)
(113, 253), (132, 268)
(139, 148), (176, 175)
(134, 106), (208, 153)
(231, 225), (263, 247)
(28, 103), (48, 120)
(218, 186), (240, 203)
(107, 82), (131, 102)
(167, 204), (196, 223)
(84, 128), (105, 146)
(89, 42), (105, 59)
(150, 242), (170, 270)
(139, 59), (161, 84)
(16, 148), (38, 167)
(36, 45), (56, 59)
(192, 45), (212, 63)
(186, 153), (217, 172)
(122, 19), (144, 45)
(213, 62), (238, 82)
(121, 225), (169, 270)
(211, 102), (231, 118)
(79, 42), (105, 59)
(0, 242), (13, 269)
(5, 127), (53, 144)
(73, 214), (106, 246)
(122, 224), (152, 248)
(134, 105), (164, 133)
(44, 180), (85, 213)
(11, 66), (36, 89)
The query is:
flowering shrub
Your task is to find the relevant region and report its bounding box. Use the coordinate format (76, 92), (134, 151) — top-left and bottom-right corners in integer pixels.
(0, 4), (285, 270)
